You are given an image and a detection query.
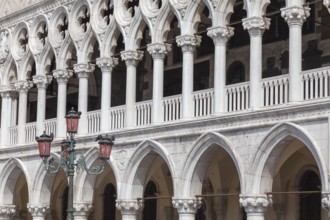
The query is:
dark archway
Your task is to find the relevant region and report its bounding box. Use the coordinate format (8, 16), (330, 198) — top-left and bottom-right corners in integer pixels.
(226, 61), (245, 85)
(142, 181), (158, 220)
(103, 183), (116, 220)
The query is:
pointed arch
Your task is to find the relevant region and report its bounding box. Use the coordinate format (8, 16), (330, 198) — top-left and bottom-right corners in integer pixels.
(251, 122), (328, 194)
(1, 56), (17, 86)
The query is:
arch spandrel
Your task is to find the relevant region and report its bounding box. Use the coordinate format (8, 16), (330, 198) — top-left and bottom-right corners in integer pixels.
(251, 122), (328, 194)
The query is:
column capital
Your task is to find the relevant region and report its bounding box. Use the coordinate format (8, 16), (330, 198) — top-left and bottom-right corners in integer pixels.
(281, 6), (310, 27)
(0, 87), (17, 98)
(73, 63), (95, 78)
(242, 17), (270, 37)
(239, 194), (272, 214)
(27, 204), (50, 217)
(120, 50), (144, 66)
(96, 57), (119, 72)
(325, 0), (330, 13)
(207, 26), (234, 45)
(116, 199), (144, 215)
(14, 80), (33, 93)
(147, 43), (171, 59)
(53, 69), (73, 84)
(73, 202), (93, 217)
(172, 198), (202, 214)
(33, 75), (53, 89)
(0, 205), (16, 219)
(322, 192), (330, 217)
(176, 34), (201, 52)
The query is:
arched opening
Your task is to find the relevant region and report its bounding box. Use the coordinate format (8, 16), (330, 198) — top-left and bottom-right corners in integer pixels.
(143, 181), (158, 220)
(46, 54), (58, 119)
(226, 61), (245, 85)
(61, 187), (69, 220)
(27, 60), (37, 123)
(102, 183), (116, 220)
(50, 170), (68, 219)
(12, 172), (31, 220)
(66, 46), (78, 111)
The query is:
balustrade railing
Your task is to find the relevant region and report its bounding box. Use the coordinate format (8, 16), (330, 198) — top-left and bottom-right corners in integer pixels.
(44, 118), (57, 137)
(135, 100), (152, 126)
(87, 110), (101, 133)
(262, 74), (289, 107)
(163, 95), (182, 122)
(9, 126), (18, 146)
(110, 105), (125, 130)
(302, 67), (330, 100)
(25, 122), (37, 144)
(225, 82), (250, 112)
(193, 89), (214, 117)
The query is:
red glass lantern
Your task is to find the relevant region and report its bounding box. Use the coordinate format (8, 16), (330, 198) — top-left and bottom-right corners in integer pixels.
(65, 107), (81, 133)
(61, 139), (71, 161)
(36, 132), (54, 159)
(96, 135), (115, 160)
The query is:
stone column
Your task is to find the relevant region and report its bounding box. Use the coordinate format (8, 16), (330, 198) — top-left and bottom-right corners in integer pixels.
(116, 199), (144, 220)
(239, 195), (272, 220)
(96, 57), (118, 132)
(73, 203), (93, 220)
(53, 69), (73, 139)
(27, 204), (49, 220)
(176, 35), (201, 120)
(0, 205), (16, 220)
(14, 80), (33, 144)
(147, 43), (171, 124)
(322, 193), (330, 217)
(120, 50), (144, 128)
(242, 17), (270, 110)
(33, 75), (52, 135)
(281, 6), (310, 102)
(207, 26), (234, 114)
(0, 89), (17, 146)
(73, 63), (95, 135)
(172, 198), (202, 220)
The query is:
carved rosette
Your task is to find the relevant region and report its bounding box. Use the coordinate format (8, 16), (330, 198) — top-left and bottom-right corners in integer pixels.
(116, 199), (144, 215)
(147, 43), (171, 59)
(120, 50), (144, 66)
(239, 195), (272, 214)
(0, 205), (16, 218)
(96, 57), (119, 72)
(53, 69), (73, 84)
(207, 26), (234, 45)
(73, 203), (93, 217)
(33, 75), (53, 89)
(325, 0), (330, 13)
(176, 35), (202, 52)
(242, 17), (270, 37)
(172, 198), (203, 214)
(281, 6), (310, 27)
(322, 193), (330, 217)
(27, 204), (50, 217)
(73, 63), (95, 78)
(14, 80), (34, 93)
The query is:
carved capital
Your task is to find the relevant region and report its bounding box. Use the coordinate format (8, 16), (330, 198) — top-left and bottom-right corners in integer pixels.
(322, 193), (330, 217)
(242, 17), (270, 37)
(0, 205), (16, 218)
(73, 63), (95, 78)
(325, 0), (330, 13)
(207, 26), (234, 45)
(0, 86), (17, 98)
(14, 80), (33, 93)
(27, 204), (49, 217)
(73, 203), (93, 217)
(239, 195), (272, 214)
(172, 198), (202, 214)
(147, 43), (171, 59)
(33, 75), (53, 89)
(281, 6), (310, 27)
(121, 50), (144, 66)
(116, 199), (144, 215)
(53, 69), (73, 84)
(176, 35), (201, 52)
(96, 57), (119, 72)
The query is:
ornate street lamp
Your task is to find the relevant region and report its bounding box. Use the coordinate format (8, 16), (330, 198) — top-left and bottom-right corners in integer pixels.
(36, 108), (115, 220)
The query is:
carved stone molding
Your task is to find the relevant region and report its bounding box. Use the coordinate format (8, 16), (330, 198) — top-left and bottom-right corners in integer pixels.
(73, 203), (93, 217)
(242, 17), (270, 37)
(53, 69), (73, 84)
(172, 198), (203, 214)
(73, 63), (95, 78)
(14, 80), (34, 93)
(96, 57), (119, 72)
(176, 35), (201, 52)
(147, 43), (171, 59)
(120, 50), (144, 66)
(0, 205), (16, 218)
(27, 204), (50, 217)
(281, 6), (310, 27)
(207, 26), (234, 45)
(33, 75), (53, 89)
(239, 195), (272, 214)
(325, 0), (330, 13)
(116, 199), (144, 215)
(0, 30), (10, 64)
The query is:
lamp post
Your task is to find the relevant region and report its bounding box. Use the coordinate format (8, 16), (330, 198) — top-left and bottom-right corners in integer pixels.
(36, 107), (115, 220)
